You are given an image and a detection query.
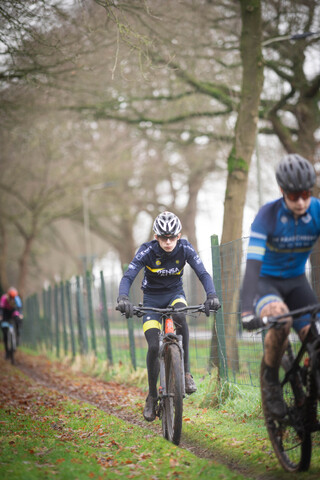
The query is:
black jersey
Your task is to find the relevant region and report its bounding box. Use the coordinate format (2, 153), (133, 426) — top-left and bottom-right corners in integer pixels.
(119, 238), (216, 296)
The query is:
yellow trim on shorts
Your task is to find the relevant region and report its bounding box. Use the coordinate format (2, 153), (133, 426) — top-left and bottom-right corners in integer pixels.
(255, 295), (282, 316)
(171, 297), (188, 306)
(143, 319), (161, 333)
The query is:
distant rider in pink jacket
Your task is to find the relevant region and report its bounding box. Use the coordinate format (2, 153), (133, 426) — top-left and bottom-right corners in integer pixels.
(0, 287), (23, 359)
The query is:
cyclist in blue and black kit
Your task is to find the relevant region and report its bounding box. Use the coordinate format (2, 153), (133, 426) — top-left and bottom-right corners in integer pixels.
(241, 154), (320, 419)
(116, 211), (220, 421)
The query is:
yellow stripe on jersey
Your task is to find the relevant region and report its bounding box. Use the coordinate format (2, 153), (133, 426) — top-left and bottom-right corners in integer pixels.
(266, 242), (313, 253)
(146, 266), (183, 275)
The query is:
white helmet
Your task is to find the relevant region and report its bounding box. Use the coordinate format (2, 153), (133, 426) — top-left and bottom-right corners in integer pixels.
(153, 211), (182, 236)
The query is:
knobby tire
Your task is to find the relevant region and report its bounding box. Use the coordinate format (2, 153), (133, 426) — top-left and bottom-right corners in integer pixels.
(163, 343), (183, 445)
(260, 357), (311, 472)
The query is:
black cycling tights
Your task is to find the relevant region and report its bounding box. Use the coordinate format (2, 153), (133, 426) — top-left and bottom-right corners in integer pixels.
(144, 309), (189, 398)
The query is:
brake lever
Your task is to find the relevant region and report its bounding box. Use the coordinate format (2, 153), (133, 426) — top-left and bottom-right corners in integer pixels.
(255, 316), (285, 334)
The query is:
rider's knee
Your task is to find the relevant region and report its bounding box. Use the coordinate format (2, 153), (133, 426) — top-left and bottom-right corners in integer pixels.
(260, 301), (288, 317)
(145, 328), (160, 355)
(147, 340), (159, 357)
(261, 301), (292, 333)
(172, 313), (186, 328)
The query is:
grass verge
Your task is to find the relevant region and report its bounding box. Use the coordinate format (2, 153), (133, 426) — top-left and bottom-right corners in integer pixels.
(0, 356), (246, 480)
(2, 348), (320, 479)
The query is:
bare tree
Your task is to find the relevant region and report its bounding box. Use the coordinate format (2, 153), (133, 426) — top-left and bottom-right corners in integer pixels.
(1, 0), (319, 298)
(0, 108), (99, 297)
(219, 0), (264, 370)
(260, 0), (320, 295)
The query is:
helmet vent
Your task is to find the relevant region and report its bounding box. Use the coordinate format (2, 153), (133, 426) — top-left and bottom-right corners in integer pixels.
(275, 154), (316, 191)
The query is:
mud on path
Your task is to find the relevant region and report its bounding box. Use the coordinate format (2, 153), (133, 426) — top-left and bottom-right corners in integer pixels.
(15, 351), (215, 456)
(2, 350), (277, 480)
(16, 351), (151, 431)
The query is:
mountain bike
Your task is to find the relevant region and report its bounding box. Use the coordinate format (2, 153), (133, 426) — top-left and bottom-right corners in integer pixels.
(133, 304), (208, 445)
(1, 317), (18, 365)
(260, 303), (320, 472)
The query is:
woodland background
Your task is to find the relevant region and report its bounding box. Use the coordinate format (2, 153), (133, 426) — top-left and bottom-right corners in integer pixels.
(0, 0), (319, 298)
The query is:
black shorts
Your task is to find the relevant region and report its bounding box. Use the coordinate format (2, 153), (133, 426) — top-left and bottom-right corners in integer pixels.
(254, 274), (318, 332)
(142, 289), (187, 333)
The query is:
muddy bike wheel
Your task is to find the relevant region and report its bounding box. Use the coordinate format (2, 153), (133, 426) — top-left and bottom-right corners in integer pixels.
(162, 344), (183, 445)
(260, 358), (311, 472)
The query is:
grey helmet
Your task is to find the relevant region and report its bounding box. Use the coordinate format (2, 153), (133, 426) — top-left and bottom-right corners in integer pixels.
(153, 211), (182, 236)
(276, 154), (316, 191)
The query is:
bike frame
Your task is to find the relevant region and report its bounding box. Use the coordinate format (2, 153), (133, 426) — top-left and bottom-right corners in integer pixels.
(133, 304), (205, 399)
(132, 303), (207, 444)
(266, 303), (320, 402)
(260, 302), (320, 471)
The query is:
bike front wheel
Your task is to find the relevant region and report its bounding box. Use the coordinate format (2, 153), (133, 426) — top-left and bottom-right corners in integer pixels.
(162, 343), (183, 445)
(260, 358), (311, 472)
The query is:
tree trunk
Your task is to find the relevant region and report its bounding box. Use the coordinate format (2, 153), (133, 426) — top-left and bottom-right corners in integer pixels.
(0, 223), (8, 291)
(18, 236), (34, 299)
(220, 0), (264, 372)
(180, 173), (204, 251)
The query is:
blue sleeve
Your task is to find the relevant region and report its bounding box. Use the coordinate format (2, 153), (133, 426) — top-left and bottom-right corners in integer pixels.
(311, 197), (320, 233)
(241, 201), (278, 312)
(15, 296), (22, 310)
(184, 242), (216, 296)
(246, 207), (270, 262)
(246, 200), (282, 263)
(118, 244), (150, 297)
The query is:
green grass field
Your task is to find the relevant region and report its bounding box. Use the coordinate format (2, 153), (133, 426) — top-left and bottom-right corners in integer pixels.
(2, 347), (319, 480)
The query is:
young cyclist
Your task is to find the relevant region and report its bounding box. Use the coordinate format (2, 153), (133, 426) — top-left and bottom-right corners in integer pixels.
(0, 287), (23, 358)
(116, 211), (220, 421)
(241, 154), (320, 419)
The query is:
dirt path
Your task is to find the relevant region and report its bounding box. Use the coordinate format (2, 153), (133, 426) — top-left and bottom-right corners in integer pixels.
(3, 351), (276, 479)
(17, 351), (150, 429)
(16, 352), (220, 458)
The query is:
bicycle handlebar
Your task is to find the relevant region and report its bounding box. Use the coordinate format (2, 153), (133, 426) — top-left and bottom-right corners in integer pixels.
(132, 304), (217, 317)
(261, 302), (320, 328)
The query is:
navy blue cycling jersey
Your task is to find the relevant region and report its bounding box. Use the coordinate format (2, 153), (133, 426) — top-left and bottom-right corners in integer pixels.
(119, 238), (216, 297)
(247, 197), (320, 277)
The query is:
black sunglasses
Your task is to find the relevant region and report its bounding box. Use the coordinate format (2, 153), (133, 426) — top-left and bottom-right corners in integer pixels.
(158, 235), (178, 241)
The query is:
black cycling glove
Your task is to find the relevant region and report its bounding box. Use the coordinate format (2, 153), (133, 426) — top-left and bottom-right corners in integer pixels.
(241, 313), (263, 331)
(116, 295), (134, 319)
(204, 293), (221, 316)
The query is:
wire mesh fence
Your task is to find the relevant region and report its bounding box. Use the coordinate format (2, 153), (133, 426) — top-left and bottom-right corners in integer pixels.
(21, 235), (320, 388)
